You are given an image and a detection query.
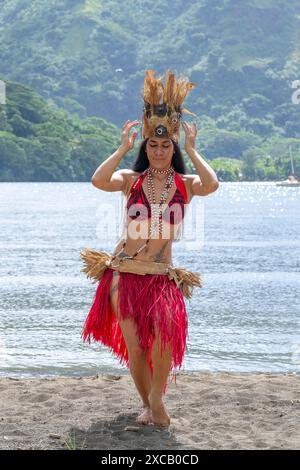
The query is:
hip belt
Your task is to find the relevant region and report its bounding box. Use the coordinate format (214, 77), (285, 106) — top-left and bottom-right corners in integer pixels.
(80, 248), (203, 299)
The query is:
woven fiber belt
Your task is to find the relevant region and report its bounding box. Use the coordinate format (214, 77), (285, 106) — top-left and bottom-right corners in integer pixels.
(80, 248), (203, 299)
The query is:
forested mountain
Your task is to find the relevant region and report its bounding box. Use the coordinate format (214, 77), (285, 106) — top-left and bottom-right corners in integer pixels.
(0, 80), (121, 181)
(0, 0), (300, 181)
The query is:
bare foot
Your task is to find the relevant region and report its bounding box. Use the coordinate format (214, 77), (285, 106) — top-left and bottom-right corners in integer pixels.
(148, 392), (171, 427)
(135, 406), (153, 425)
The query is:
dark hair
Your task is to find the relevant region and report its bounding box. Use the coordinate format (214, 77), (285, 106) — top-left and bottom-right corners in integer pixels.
(131, 138), (188, 174)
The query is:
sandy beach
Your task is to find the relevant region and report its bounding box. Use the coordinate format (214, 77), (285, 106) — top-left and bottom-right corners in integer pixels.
(0, 372), (299, 450)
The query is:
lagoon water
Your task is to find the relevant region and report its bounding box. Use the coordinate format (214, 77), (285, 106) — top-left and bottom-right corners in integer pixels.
(0, 181), (299, 377)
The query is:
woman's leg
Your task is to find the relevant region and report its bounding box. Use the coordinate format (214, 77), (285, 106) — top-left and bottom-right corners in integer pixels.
(110, 271), (153, 412)
(148, 330), (173, 426)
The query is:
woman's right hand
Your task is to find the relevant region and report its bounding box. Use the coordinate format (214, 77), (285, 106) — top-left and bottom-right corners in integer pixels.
(119, 119), (139, 153)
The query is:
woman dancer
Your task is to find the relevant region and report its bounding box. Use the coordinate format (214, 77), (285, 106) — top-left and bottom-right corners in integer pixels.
(80, 69), (219, 427)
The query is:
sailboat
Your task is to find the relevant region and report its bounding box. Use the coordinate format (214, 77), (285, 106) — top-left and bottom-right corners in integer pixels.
(276, 146), (300, 187)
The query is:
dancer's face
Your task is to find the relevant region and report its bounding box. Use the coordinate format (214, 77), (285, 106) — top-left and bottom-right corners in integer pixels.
(146, 137), (174, 170)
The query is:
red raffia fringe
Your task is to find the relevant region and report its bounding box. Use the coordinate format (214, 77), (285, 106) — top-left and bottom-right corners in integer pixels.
(82, 268), (189, 395)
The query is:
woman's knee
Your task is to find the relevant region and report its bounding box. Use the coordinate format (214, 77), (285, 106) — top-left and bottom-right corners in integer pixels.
(152, 331), (173, 359)
(109, 272), (146, 357)
(128, 347), (148, 365)
(122, 322), (145, 356)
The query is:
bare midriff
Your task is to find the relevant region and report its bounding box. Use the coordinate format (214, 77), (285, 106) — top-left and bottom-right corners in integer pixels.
(112, 218), (183, 264)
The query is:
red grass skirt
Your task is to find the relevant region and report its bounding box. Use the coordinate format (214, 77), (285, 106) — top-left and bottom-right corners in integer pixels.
(82, 267), (188, 395)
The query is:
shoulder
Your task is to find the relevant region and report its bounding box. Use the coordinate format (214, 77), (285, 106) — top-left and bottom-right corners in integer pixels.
(179, 173), (219, 197)
(178, 174), (197, 183)
(177, 173), (194, 203)
(120, 169), (143, 196)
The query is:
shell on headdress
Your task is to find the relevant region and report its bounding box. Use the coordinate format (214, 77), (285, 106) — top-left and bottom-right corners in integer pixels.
(141, 69), (197, 143)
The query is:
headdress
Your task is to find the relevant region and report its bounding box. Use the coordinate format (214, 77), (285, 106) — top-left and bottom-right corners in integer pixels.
(141, 69), (197, 144)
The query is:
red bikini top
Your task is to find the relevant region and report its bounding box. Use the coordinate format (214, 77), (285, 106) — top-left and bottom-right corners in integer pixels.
(126, 170), (187, 225)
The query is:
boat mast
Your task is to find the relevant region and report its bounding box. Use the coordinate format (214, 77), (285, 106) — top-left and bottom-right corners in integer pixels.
(289, 145), (295, 175)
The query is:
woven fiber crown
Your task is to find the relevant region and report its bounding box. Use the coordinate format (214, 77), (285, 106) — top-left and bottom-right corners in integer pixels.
(141, 69), (197, 144)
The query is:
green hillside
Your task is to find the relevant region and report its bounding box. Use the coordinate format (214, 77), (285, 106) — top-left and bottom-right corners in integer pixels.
(0, 80), (121, 181)
(0, 0), (300, 181)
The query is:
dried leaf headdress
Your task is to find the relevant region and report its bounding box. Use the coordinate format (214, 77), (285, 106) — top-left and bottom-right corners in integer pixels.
(141, 69), (197, 144)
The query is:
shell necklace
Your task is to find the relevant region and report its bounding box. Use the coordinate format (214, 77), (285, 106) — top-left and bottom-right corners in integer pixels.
(112, 165), (175, 261)
(148, 165), (172, 175)
(147, 165), (174, 237)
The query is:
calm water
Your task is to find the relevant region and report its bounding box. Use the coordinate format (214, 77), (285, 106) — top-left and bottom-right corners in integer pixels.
(0, 182), (299, 378)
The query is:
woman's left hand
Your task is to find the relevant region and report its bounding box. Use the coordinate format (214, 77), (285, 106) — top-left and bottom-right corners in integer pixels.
(182, 120), (198, 154)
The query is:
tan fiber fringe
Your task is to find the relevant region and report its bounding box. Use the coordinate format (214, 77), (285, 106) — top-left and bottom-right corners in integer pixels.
(80, 248), (202, 299)
(167, 266), (203, 299)
(80, 248), (112, 284)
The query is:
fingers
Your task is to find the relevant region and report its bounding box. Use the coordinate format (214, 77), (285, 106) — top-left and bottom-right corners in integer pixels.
(122, 121), (139, 146)
(123, 119), (139, 130)
(130, 131), (138, 144)
(121, 120), (139, 150)
(182, 120), (197, 134)
(182, 120), (197, 128)
(182, 120), (191, 131)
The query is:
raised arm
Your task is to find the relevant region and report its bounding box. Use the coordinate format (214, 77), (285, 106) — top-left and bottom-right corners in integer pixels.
(91, 147), (127, 191)
(182, 120), (219, 196)
(91, 119), (138, 192)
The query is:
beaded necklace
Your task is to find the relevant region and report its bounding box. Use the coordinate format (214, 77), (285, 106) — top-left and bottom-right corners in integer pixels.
(112, 165), (175, 261)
